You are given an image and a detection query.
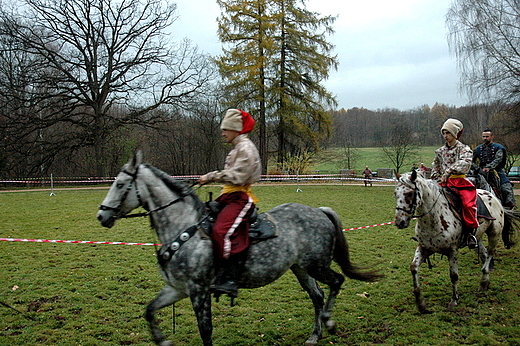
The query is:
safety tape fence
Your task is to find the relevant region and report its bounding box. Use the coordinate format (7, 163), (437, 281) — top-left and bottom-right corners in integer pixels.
(0, 238), (161, 246)
(0, 174), (396, 185)
(2, 176), (519, 187)
(0, 220), (397, 246)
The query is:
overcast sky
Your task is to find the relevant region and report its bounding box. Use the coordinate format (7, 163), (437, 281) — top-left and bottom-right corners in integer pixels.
(169, 0), (468, 111)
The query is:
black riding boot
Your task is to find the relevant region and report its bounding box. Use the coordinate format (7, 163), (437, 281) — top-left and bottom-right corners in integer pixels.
(211, 252), (246, 298)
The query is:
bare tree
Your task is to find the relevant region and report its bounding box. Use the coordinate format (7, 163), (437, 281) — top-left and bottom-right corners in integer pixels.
(446, 0), (520, 107)
(143, 87), (229, 176)
(381, 122), (418, 173)
(0, 0), (214, 177)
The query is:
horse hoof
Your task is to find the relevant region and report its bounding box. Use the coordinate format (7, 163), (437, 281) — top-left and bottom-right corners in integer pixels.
(447, 301), (458, 311)
(325, 319), (337, 334)
(159, 341), (173, 346)
(418, 306), (431, 314)
(479, 284), (489, 291)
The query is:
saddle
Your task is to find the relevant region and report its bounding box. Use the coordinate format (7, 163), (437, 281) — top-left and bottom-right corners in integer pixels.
(156, 202), (277, 269)
(205, 201), (278, 241)
(442, 187), (495, 220)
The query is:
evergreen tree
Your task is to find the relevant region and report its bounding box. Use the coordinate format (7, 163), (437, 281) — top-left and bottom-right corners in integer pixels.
(215, 0), (275, 172)
(271, 0), (337, 163)
(216, 0), (337, 170)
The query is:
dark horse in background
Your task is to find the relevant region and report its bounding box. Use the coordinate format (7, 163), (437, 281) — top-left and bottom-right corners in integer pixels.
(97, 151), (382, 346)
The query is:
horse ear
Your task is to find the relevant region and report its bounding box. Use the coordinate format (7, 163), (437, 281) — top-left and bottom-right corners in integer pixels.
(135, 150), (143, 166)
(411, 169), (417, 182)
(395, 170), (401, 179)
(129, 150), (143, 169)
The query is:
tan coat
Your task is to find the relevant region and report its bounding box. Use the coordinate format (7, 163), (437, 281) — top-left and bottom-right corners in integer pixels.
(201, 134), (261, 186)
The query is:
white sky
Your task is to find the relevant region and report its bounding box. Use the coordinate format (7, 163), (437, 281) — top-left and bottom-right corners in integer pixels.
(169, 0), (468, 111)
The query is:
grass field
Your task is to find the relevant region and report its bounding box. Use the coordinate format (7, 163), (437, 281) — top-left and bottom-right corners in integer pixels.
(313, 146), (438, 174)
(1, 184), (519, 345)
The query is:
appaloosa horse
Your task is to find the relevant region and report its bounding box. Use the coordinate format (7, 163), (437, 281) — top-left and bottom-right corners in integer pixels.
(97, 151), (382, 346)
(394, 170), (518, 313)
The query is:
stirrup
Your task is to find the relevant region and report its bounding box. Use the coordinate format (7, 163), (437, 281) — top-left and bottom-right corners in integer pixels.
(210, 281), (238, 306)
(467, 234), (478, 249)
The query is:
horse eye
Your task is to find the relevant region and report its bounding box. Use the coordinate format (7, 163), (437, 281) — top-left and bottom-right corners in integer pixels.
(117, 182), (124, 189)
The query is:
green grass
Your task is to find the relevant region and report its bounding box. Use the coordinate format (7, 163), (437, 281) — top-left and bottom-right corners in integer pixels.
(313, 146), (439, 173)
(1, 186), (519, 345)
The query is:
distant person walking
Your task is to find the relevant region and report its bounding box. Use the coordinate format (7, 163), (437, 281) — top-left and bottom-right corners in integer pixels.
(363, 166), (372, 187)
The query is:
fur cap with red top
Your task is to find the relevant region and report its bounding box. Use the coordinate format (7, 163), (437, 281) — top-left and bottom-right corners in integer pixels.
(220, 109), (255, 134)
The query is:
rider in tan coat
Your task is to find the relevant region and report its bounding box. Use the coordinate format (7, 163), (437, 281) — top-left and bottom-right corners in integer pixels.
(199, 109), (261, 297)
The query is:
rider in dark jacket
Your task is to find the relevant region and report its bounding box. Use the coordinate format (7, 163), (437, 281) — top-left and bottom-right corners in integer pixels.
(473, 129), (516, 209)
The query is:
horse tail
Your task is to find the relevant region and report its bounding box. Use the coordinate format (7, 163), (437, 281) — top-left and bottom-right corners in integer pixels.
(319, 207), (383, 282)
(502, 208), (520, 249)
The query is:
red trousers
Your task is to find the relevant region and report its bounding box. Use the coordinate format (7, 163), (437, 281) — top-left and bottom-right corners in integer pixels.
(213, 191), (254, 259)
(443, 177), (479, 229)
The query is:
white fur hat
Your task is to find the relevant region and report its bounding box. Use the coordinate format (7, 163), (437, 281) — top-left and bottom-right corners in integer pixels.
(441, 118), (464, 139)
(220, 109), (243, 132)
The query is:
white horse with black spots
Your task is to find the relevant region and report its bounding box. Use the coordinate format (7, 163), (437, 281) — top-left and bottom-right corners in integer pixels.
(394, 170), (519, 313)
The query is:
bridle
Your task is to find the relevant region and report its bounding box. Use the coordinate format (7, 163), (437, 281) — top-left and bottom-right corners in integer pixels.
(99, 164), (209, 264)
(99, 167), (143, 216)
(98, 165), (191, 219)
(395, 179), (421, 217)
(395, 177), (442, 219)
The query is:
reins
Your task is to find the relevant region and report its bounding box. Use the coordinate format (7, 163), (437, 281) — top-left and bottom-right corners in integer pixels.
(396, 179), (442, 219)
(123, 181), (200, 218)
(122, 197), (185, 219)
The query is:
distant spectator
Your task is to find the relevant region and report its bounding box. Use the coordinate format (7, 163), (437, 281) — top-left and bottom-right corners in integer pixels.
(420, 163), (428, 172)
(363, 166), (372, 187)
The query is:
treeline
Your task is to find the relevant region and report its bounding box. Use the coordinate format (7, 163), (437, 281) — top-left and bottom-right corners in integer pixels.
(0, 0), (339, 179)
(329, 102), (520, 152)
(3, 99), (519, 179)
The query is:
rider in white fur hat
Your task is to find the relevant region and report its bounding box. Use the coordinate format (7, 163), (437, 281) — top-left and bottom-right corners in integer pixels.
(430, 118), (479, 248)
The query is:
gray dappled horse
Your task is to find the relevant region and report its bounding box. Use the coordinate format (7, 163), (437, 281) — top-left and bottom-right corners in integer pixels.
(394, 170), (519, 314)
(97, 151), (382, 346)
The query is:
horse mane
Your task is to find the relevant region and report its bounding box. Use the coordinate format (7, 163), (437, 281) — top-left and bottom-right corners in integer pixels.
(144, 164), (205, 209)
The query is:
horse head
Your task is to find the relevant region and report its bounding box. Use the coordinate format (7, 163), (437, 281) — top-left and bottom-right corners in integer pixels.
(394, 170), (421, 229)
(97, 150), (144, 228)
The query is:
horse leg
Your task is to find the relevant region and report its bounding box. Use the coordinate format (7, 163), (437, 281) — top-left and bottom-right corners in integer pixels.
(447, 249), (459, 311)
(478, 227), (499, 291)
(410, 246), (430, 314)
(291, 264), (325, 346)
(477, 242), (491, 291)
(308, 266), (345, 335)
(188, 285), (213, 346)
(145, 285), (187, 346)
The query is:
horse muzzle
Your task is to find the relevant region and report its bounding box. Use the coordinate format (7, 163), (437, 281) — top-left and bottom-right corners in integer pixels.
(394, 215), (410, 229)
(97, 209), (117, 228)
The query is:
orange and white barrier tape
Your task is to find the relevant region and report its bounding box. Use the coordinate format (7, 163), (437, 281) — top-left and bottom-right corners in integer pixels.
(0, 221), (396, 246)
